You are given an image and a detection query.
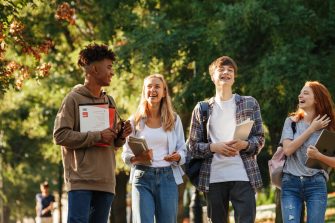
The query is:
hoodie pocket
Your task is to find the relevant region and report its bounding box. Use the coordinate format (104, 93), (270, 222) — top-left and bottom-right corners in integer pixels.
(69, 147), (116, 182)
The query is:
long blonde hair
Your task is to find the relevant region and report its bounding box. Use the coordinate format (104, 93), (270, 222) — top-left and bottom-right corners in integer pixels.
(134, 74), (175, 131)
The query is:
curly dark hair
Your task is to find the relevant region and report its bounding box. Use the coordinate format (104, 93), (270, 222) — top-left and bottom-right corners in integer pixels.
(77, 43), (115, 67)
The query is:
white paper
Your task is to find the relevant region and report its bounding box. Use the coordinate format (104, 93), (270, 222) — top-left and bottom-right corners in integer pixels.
(79, 104), (110, 132)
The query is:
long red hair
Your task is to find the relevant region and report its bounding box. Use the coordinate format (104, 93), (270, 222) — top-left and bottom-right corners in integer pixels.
(291, 81), (335, 131)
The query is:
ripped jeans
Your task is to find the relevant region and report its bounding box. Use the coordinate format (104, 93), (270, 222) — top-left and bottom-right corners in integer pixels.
(281, 173), (327, 223)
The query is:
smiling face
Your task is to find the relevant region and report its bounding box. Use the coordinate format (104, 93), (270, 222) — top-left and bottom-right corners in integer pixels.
(91, 59), (114, 87)
(298, 85), (315, 110)
(144, 77), (166, 105)
(211, 65), (235, 87)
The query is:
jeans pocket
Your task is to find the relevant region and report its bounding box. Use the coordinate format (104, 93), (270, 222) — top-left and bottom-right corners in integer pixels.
(134, 169), (145, 179)
(313, 173), (326, 184)
(282, 173), (290, 182)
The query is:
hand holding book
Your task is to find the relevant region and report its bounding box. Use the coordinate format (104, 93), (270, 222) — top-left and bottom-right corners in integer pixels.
(116, 120), (132, 139)
(305, 129), (335, 170)
(128, 136), (152, 165)
(130, 149), (153, 165)
(99, 128), (118, 145)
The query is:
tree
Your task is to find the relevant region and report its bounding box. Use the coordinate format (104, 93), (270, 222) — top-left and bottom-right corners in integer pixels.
(1, 0), (335, 222)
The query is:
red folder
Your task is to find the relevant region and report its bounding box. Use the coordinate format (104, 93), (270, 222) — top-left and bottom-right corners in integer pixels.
(95, 107), (116, 147)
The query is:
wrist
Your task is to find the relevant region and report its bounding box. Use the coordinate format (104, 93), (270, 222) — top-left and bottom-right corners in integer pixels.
(210, 143), (216, 153)
(316, 152), (322, 160)
(244, 141), (249, 150)
(307, 126), (316, 133)
(130, 156), (136, 164)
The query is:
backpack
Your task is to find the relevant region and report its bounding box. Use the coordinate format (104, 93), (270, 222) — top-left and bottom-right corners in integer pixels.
(185, 101), (209, 187)
(268, 121), (296, 189)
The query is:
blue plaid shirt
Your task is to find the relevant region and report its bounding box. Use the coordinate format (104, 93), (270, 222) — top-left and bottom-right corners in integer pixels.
(188, 94), (264, 192)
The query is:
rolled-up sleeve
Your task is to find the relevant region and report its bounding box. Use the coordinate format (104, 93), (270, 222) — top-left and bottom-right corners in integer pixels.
(244, 98), (264, 155)
(173, 115), (186, 165)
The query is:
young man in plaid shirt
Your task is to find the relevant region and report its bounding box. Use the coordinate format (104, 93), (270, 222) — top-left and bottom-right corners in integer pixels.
(188, 56), (264, 223)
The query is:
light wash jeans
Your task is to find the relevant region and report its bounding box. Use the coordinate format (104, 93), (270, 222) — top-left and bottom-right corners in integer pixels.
(281, 173), (327, 223)
(132, 165), (178, 223)
(67, 190), (114, 223)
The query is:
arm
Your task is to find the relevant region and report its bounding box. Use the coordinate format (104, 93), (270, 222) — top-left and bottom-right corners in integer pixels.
(114, 120), (132, 147)
(121, 118), (152, 165)
(188, 104), (213, 159)
(121, 118), (136, 166)
(283, 115), (330, 156)
(164, 115), (186, 165)
(53, 95), (102, 148)
(35, 197), (39, 216)
(307, 145), (335, 168)
(231, 98), (264, 156)
(41, 202), (54, 215)
(244, 99), (264, 155)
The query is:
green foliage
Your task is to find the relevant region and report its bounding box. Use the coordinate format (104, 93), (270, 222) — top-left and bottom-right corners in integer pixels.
(1, 0), (335, 220)
(0, 78), (64, 218)
(256, 187), (276, 206)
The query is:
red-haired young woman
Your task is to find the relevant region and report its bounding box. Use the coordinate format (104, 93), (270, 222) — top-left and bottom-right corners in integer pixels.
(280, 81), (335, 223)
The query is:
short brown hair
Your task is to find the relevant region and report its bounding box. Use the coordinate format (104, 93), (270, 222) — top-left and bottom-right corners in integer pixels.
(77, 43), (115, 67)
(208, 56), (238, 76)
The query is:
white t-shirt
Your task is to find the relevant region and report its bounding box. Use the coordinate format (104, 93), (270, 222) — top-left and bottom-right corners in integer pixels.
(139, 125), (170, 167)
(209, 95), (249, 183)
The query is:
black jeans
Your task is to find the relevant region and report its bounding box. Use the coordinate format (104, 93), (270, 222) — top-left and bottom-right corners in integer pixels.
(206, 181), (256, 223)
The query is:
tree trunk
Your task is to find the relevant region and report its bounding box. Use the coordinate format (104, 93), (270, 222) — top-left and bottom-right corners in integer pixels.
(3, 205), (10, 223)
(110, 171), (129, 223)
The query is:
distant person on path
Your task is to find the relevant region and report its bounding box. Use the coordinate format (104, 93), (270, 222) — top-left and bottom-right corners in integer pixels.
(122, 74), (186, 223)
(280, 81), (335, 223)
(53, 43), (132, 223)
(188, 56), (264, 223)
(35, 181), (55, 223)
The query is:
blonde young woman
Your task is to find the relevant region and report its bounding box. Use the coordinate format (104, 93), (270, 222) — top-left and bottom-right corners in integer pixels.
(122, 74), (186, 223)
(281, 81), (335, 223)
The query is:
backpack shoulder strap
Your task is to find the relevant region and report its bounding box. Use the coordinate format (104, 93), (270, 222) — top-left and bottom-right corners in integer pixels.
(289, 116), (297, 135)
(291, 121), (297, 134)
(199, 101), (209, 143)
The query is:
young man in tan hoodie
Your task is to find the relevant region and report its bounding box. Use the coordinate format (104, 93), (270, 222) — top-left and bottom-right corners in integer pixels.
(53, 43), (131, 223)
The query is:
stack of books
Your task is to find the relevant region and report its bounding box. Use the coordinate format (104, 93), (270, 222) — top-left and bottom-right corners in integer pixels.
(128, 136), (151, 165)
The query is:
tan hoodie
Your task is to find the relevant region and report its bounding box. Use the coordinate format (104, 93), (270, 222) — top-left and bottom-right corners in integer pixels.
(53, 84), (124, 194)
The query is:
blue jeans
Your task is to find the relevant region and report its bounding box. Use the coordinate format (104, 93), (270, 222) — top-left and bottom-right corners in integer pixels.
(132, 165), (178, 223)
(67, 190), (114, 223)
(281, 173), (327, 223)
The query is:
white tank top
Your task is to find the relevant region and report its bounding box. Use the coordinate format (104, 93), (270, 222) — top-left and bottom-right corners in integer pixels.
(139, 125), (170, 167)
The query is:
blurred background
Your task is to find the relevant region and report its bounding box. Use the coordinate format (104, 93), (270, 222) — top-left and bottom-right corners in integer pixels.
(0, 0), (335, 222)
